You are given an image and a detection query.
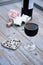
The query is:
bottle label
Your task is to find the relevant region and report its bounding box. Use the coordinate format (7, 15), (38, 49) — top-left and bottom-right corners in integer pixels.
(28, 0), (35, 9)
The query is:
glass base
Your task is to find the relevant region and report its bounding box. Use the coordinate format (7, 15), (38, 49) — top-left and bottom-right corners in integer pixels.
(24, 44), (36, 52)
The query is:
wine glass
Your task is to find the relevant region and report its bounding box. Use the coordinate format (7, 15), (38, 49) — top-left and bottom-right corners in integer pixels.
(24, 22), (38, 52)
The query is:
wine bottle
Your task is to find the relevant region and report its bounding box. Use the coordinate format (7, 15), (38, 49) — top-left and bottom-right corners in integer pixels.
(21, 0), (35, 19)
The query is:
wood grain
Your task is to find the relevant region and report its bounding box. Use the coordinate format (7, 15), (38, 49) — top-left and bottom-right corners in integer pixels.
(0, 1), (43, 65)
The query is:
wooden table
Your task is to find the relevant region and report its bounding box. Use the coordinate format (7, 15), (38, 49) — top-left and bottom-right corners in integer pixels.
(0, 1), (43, 65)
